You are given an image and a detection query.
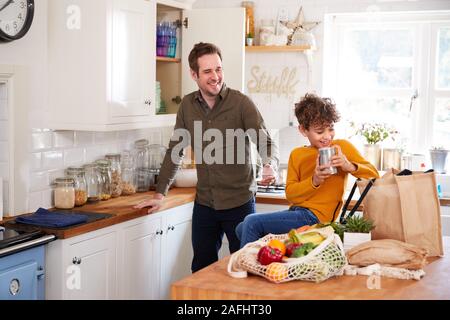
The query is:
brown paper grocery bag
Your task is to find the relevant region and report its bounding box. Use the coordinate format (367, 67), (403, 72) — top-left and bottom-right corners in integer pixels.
(357, 170), (443, 257)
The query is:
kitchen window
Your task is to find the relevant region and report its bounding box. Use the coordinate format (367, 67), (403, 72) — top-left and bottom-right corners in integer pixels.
(323, 11), (450, 154)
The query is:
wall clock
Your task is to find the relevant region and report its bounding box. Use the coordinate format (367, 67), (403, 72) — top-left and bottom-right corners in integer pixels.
(0, 0), (34, 42)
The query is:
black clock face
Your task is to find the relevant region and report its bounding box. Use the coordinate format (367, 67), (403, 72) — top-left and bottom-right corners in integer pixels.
(0, 0), (34, 42)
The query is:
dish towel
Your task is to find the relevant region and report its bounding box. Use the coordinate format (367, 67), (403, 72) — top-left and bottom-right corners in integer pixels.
(16, 207), (88, 228)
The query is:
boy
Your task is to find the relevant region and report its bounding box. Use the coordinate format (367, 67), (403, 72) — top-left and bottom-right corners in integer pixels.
(236, 93), (380, 247)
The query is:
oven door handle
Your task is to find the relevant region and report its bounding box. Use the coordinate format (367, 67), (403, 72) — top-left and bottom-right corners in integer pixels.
(0, 234), (56, 258)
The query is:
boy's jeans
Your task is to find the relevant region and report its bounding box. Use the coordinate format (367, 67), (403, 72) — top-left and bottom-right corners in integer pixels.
(235, 206), (319, 248)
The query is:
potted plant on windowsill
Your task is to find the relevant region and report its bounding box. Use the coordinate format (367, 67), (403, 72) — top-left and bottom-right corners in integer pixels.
(343, 216), (375, 251)
(350, 122), (399, 170)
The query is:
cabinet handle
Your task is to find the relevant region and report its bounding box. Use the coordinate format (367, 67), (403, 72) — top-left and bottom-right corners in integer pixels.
(156, 229), (164, 235)
(145, 99), (152, 106)
(72, 257), (82, 265)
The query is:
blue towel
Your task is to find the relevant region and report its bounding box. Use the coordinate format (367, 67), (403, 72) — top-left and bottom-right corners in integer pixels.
(16, 208), (89, 228)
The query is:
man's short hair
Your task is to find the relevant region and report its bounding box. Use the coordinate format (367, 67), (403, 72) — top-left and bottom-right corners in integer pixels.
(294, 93), (340, 130)
(188, 42), (222, 75)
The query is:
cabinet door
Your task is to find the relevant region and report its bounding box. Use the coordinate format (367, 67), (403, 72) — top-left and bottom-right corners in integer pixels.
(119, 216), (162, 299)
(110, 0), (156, 120)
(65, 232), (117, 300)
(181, 8), (245, 95)
(160, 202), (194, 299)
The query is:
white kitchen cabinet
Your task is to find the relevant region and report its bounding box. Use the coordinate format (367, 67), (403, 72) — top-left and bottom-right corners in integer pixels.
(48, 0), (156, 131)
(46, 202), (194, 300)
(46, 227), (117, 300)
(117, 214), (162, 299)
(159, 202), (194, 299)
(155, 3), (245, 126)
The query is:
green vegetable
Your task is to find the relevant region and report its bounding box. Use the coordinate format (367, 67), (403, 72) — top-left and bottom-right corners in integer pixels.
(290, 242), (316, 258)
(344, 216), (375, 233)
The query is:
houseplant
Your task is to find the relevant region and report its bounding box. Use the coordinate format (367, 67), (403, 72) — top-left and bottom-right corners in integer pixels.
(430, 146), (449, 174)
(343, 215), (375, 251)
(350, 122), (398, 170)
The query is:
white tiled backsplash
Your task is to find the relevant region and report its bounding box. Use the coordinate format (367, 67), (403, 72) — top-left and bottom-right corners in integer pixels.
(24, 127), (174, 214)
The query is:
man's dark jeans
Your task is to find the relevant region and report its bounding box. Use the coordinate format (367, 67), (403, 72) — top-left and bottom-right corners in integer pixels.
(191, 197), (255, 272)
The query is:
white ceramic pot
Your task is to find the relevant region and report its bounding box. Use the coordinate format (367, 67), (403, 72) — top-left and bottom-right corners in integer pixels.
(174, 168), (198, 188)
(343, 232), (371, 252)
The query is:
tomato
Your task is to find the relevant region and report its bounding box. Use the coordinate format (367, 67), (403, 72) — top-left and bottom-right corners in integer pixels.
(268, 239), (286, 256)
(296, 225), (311, 233)
(265, 263), (289, 282)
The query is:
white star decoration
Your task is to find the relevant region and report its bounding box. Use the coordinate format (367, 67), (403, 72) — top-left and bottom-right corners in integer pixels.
(280, 6), (320, 46)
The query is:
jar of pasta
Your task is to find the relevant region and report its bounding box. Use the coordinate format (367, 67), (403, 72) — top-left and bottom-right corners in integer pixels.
(105, 153), (123, 198)
(66, 166), (88, 206)
(96, 160), (112, 201)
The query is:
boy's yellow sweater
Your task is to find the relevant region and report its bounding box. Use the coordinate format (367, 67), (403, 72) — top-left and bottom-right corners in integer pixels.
(285, 139), (380, 223)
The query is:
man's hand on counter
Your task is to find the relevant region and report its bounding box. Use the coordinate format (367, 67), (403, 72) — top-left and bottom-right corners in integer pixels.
(133, 193), (165, 213)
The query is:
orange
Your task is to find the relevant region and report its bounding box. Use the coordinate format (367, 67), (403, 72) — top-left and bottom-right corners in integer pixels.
(265, 263), (289, 282)
(268, 239), (286, 256)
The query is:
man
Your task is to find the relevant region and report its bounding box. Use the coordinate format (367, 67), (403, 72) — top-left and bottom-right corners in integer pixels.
(134, 42), (279, 272)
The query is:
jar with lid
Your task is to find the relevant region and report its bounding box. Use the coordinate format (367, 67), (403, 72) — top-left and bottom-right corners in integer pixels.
(121, 150), (137, 195)
(133, 139), (151, 192)
(96, 159), (112, 200)
(241, 1), (255, 41)
(105, 153), (123, 198)
(82, 163), (101, 202)
(65, 166), (88, 206)
(53, 177), (75, 209)
(259, 19), (275, 46)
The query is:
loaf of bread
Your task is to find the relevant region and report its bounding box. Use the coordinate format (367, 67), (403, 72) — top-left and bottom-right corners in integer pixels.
(346, 239), (428, 270)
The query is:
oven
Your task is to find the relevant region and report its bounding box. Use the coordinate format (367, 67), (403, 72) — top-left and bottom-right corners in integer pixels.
(0, 226), (55, 300)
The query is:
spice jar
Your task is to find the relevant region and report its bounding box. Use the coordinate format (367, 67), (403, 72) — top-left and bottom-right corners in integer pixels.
(121, 150), (137, 195)
(53, 177), (75, 209)
(96, 160), (112, 201)
(66, 166), (88, 206)
(83, 163), (101, 202)
(105, 153), (123, 198)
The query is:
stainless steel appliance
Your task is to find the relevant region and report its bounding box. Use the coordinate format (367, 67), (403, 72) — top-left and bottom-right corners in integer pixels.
(0, 226), (55, 300)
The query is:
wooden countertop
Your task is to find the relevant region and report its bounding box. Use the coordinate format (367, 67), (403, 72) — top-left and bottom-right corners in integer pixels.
(171, 237), (450, 300)
(2, 188), (196, 239)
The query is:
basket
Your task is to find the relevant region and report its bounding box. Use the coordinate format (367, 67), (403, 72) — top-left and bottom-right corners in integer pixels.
(227, 226), (347, 283)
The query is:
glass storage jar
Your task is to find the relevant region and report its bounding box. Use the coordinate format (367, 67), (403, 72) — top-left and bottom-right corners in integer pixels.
(54, 177), (75, 209)
(105, 153), (123, 197)
(96, 159), (112, 200)
(121, 150), (137, 195)
(83, 163), (101, 202)
(133, 139), (151, 192)
(65, 166), (88, 206)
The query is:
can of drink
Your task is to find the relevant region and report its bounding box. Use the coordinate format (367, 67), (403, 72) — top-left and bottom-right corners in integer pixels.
(319, 147), (337, 174)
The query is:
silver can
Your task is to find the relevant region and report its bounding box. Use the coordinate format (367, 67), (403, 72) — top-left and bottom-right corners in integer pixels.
(319, 147), (337, 174)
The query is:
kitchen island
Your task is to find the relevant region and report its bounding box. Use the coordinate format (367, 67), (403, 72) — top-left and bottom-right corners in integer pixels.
(171, 237), (450, 300)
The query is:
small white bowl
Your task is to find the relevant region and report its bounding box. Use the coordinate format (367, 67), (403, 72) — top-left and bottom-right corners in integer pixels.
(174, 168), (198, 187)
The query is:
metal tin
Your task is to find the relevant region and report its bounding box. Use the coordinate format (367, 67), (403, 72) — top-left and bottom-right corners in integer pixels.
(319, 147), (337, 174)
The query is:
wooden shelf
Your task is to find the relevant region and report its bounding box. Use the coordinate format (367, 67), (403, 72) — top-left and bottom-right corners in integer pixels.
(245, 45), (312, 52)
(156, 56), (181, 63)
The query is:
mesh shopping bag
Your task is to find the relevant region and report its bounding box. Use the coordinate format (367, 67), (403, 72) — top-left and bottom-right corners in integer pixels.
(227, 226), (347, 283)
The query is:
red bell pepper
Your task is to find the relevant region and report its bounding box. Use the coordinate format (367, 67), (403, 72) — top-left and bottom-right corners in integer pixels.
(257, 245), (283, 265)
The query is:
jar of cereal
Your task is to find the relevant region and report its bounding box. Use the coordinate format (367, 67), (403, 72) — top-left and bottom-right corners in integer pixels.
(96, 159), (112, 201)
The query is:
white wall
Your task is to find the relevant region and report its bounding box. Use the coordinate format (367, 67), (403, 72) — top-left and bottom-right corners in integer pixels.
(194, 0), (450, 164)
(0, 0), (173, 216)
